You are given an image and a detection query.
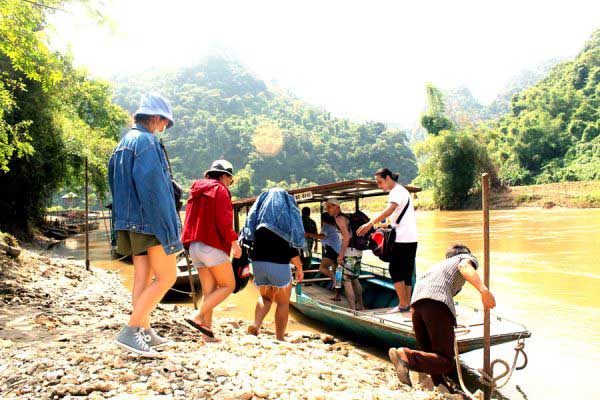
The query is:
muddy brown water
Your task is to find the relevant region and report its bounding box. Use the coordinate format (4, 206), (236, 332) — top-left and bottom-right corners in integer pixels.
(53, 208), (600, 399)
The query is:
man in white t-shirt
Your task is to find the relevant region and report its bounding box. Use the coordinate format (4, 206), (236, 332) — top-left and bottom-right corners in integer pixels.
(357, 168), (418, 313)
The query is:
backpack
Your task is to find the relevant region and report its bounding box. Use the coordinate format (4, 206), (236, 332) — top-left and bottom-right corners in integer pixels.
(370, 199), (410, 262)
(344, 210), (374, 251)
(231, 239), (252, 293)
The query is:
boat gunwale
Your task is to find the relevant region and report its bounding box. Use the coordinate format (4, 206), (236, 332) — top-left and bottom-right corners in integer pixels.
(293, 282), (532, 343)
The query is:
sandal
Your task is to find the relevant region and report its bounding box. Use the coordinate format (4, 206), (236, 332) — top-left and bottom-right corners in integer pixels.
(184, 318), (215, 338)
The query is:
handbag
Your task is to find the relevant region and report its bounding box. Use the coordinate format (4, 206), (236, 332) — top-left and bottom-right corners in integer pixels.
(370, 198), (410, 262)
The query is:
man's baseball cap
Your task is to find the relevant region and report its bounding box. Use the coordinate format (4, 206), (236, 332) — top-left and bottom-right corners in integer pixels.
(321, 198), (340, 207)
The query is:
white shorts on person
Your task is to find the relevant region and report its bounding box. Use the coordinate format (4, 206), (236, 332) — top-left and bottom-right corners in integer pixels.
(189, 241), (230, 268)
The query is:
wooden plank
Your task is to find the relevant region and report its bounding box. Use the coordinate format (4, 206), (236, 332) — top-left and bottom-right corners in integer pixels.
(298, 274), (375, 283)
(302, 284), (351, 309)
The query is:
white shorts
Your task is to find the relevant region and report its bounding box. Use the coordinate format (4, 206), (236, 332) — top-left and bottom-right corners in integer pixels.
(189, 241), (230, 268)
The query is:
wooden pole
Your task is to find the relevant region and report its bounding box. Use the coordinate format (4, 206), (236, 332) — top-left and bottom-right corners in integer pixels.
(85, 157), (90, 271)
(97, 191), (112, 250)
(184, 250), (198, 310)
(482, 173), (491, 399)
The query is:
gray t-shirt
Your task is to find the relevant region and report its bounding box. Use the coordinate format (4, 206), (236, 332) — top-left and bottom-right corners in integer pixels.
(411, 254), (479, 317)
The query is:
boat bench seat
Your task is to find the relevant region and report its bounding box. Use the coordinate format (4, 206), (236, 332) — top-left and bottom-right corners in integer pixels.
(297, 274), (375, 284)
(364, 277), (396, 291)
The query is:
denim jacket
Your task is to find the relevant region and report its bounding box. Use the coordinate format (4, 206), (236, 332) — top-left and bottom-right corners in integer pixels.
(241, 188), (306, 249)
(108, 124), (182, 255)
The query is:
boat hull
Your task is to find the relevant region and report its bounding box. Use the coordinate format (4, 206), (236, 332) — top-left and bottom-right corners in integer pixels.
(290, 267), (530, 354)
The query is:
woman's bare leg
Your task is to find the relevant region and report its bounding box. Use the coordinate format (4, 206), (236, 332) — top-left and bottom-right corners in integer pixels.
(273, 284), (293, 341)
(249, 287), (274, 335)
(195, 262), (235, 328)
(192, 267), (215, 325)
(318, 258), (335, 280)
(128, 245), (176, 327)
(132, 255), (153, 329)
(394, 282), (410, 308)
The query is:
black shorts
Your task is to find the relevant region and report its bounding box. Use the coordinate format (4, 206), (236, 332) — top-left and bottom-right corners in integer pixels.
(389, 242), (417, 285)
(323, 245), (339, 261)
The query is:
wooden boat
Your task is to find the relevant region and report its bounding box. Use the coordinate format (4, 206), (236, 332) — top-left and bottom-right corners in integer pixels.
(161, 257), (202, 303)
(45, 226), (69, 240)
(292, 261), (530, 353)
(232, 179), (531, 353)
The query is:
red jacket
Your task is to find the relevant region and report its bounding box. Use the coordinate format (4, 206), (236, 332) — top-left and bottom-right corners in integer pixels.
(181, 179), (238, 255)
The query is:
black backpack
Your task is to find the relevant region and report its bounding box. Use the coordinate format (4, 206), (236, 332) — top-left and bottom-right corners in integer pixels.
(231, 240), (252, 293)
(370, 199), (410, 262)
(344, 210), (374, 251)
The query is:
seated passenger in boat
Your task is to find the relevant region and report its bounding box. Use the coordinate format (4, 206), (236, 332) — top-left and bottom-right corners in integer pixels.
(307, 212), (342, 299)
(301, 207), (318, 270)
(241, 188), (305, 341)
(323, 198), (365, 310)
(388, 244), (496, 389)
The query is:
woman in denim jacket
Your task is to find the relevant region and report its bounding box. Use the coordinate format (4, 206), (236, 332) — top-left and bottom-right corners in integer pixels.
(242, 188), (305, 341)
(108, 93), (182, 357)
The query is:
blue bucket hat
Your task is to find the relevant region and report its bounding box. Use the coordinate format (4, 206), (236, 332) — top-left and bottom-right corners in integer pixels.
(134, 93), (175, 128)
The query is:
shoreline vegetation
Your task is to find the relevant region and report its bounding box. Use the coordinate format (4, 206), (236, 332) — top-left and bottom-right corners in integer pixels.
(358, 181), (600, 212)
(0, 237), (462, 400)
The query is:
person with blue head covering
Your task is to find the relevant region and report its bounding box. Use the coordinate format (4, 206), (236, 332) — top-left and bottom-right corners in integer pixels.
(241, 188), (305, 341)
(108, 93), (181, 357)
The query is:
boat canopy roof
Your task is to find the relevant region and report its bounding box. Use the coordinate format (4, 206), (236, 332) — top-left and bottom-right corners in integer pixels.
(232, 179), (421, 211)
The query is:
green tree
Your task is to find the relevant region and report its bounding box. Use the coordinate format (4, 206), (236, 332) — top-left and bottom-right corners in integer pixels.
(420, 84), (454, 135)
(0, 1), (128, 231)
(416, 131), (490, 209)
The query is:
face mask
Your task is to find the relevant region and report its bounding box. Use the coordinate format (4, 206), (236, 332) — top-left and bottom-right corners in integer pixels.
(154, 121), (167, 135)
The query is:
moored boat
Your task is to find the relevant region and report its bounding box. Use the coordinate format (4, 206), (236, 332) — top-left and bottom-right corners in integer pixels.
(292, 261), (530, 353)
(232, 179), (531, 353)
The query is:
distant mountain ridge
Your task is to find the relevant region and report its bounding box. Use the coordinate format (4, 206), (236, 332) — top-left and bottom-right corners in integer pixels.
(442, 59), (561, 128)
(111, 56), (418, 198)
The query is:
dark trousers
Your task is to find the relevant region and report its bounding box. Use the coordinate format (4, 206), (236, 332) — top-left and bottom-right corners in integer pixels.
(404, 299), (455, 386)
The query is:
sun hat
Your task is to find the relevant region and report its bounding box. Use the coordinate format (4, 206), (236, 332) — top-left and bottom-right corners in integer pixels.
(205, 160), (234, 177)
(321, 198), (341, 208)
(134, 93), (175, 128)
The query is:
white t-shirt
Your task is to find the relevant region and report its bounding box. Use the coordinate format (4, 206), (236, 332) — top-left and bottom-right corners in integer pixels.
(388, 183), (418, 243)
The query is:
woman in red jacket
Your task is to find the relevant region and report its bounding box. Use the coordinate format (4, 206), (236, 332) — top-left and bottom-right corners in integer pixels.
(181, 160), (241, 341)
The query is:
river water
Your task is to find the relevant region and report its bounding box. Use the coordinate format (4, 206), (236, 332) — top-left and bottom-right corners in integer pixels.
(54, 208), (600, 399)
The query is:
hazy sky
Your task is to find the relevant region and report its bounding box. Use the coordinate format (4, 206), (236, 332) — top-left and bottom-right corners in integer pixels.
(49, 0), (600, 127)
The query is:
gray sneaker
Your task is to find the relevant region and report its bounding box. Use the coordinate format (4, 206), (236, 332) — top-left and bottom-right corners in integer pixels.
(389, 348), (412, 386)
(144, 327), (172, 348)
(115, 325), (161, 357)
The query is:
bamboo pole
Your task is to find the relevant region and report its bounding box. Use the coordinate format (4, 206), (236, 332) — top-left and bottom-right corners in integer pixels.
(482, 173), (491, 400)
(184, 250), (199, 310)
(85, 157), (90, 271)
(97, 191), (112, 250)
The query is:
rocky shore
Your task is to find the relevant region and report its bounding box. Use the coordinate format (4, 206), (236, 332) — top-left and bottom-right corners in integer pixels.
(0, 242), (457, 400)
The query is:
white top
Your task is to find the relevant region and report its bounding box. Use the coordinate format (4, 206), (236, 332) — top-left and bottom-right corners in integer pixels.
(388, 183), (418, 243)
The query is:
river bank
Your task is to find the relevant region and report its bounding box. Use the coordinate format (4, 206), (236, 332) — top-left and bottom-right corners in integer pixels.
(0, 239), (459, 400)
(359, 180), (600, 211)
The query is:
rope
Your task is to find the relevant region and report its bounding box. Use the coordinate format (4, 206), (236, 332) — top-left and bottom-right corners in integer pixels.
(453, 336), (484, 400)
(167, 287), (193, 296)
(476, 338), (528, 389)
(453, 336), (528, 399)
